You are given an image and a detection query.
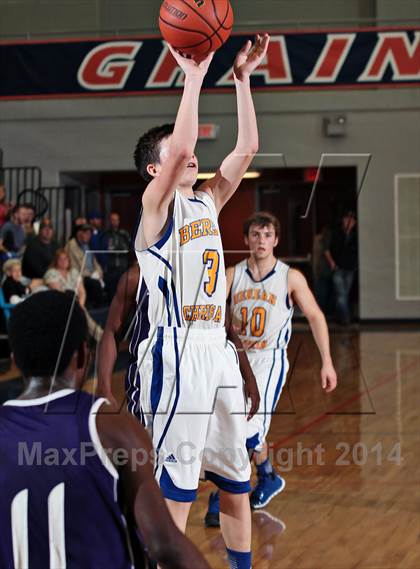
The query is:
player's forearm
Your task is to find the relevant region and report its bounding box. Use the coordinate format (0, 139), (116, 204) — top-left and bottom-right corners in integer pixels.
(170, 75), (203, 158)
(234, 76), (259, 154)
(227, 321), (254, 382)
(97, 329), (118, 395)
(308, 312), (333, 365)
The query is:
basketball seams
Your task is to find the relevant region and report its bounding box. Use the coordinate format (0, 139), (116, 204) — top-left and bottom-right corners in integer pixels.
(177, 0), (223, 42)
(160, 0), (232, 55)
(159, 16), (210, 41)
(211, 0), (232, 31)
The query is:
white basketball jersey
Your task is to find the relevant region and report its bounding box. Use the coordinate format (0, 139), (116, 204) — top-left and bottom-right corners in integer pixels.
(230, 259), (293, 351)
(135, 190), (225, 329)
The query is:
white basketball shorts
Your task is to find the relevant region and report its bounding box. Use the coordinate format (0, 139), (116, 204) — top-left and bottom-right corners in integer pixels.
(137, 326), (251, 502)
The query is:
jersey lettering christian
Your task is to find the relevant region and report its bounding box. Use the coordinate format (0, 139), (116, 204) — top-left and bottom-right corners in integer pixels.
(135, 190), (225, 328)
(230, 259), (293, 351)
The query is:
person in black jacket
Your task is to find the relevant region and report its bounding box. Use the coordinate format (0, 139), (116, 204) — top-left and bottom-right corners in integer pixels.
(22, 219), (58, 279)
(2, 259), (43, 304)
(324, 210), (358, 325)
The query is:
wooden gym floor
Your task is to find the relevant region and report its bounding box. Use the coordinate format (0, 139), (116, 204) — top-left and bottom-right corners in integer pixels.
(1, 326), (419, 569)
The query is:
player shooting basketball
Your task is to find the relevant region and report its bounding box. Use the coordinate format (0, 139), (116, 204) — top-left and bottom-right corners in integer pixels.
(131, 35), (269, 569)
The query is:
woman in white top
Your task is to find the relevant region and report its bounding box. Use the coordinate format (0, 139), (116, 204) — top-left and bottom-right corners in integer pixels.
(44, 249), (103, 341)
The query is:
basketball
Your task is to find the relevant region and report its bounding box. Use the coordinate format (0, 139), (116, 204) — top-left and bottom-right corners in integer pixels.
(159, 0), (234, 58)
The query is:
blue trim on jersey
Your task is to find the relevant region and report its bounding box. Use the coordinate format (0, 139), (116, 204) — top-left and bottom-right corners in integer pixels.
(154, 328), (181, 476)
(276, 310), (293, 349)
(227, 341), (239, 365)
(246, 432), (260, 451)
(205, 471), (251, 494)
(170, 280), (181, 327)
(271, 349), (286, 414)
(151, 330), (164, 424)
(125, 362), (140, 415)
(147, 248), (173, 272)
(262, 349), (277, 440)
(286, 292), (291, 310)
(188, 197), (207, 206)
(245, 260), (277, 283)
(160, 466), (197, 502)
(158, 276), (172, 326)
(155, 217), (174, 250)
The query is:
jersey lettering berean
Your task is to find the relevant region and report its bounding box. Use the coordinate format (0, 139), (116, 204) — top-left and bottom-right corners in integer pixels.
(135, 190), (226, 329)
(230, 259), (294, 351)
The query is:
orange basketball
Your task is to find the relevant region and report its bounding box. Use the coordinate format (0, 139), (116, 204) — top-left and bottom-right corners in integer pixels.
(159, 0), (234, 58)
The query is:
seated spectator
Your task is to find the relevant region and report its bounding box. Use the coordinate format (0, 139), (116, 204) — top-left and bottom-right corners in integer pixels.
(71, 216), (88, 237)
(0, 206), (26, 259)
(65, 224), (105, 308)
(22, 218), (58, 279)
(2, 259), (43, 304)
(103, 212), (131, 300)
(88, 210), (108, 269)
(21, 203), (36, 241)
(44, 249), (103, 341)
(0, 184), (13, 228)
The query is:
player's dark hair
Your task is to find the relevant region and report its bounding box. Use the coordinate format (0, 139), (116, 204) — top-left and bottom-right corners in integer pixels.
(9, 291), (87, 378)
(134, 123), (175, 182)
(243, 212), (281, 238)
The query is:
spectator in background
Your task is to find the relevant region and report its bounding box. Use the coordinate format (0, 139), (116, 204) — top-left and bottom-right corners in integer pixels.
(22, 218), (58, 279)
(87, 210), (107, 269)
(65, 223), (105, 308)
(313, 224), (333, 317)
(44, 249), (103, 341)
(103, 212), (131, 300)
(324, 210), (358, 325)
(0, 184), (13, 227)
(0, 206), (26, 258)
(2, 259), (43, 304)
(21, 203), (36, 241)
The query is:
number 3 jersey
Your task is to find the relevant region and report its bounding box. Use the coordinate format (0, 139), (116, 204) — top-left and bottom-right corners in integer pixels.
(230, 259), (294, 352)
(135, 190), (226, 329)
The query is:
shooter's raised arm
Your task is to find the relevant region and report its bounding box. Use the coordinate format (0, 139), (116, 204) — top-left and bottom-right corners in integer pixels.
(139, 48), (213, 247)
(199, 34), (270, 213)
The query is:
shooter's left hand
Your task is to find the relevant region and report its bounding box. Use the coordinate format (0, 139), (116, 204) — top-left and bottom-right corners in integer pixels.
(233, 33), (270, 81)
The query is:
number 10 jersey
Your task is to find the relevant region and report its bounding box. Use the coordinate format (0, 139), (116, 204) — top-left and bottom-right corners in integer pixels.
(135, 190), (226, 329)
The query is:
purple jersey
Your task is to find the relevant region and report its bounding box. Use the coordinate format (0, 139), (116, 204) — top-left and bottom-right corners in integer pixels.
(0, 389), (134, 569)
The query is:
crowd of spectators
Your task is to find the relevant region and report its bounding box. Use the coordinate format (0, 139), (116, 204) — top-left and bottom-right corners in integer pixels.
(0, 184), (132, 341)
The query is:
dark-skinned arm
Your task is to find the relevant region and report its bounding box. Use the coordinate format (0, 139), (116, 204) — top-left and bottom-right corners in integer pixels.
(97, 407), (210, 569)
(225, 305), (260, 420)
(97, 265), (140, 404)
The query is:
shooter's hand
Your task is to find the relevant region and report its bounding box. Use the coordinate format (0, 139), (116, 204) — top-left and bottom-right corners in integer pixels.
(167, 44), (214, 79)
(233, 33), (270, 81)
(321, 362), (338, 393)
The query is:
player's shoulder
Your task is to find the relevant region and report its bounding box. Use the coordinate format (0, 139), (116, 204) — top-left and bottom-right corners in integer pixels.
(287, 267), (308, 288)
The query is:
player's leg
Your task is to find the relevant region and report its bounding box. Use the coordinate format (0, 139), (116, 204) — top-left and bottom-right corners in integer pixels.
(138, 328), (210, 529)
(220, 491), (252, 556)
(202, 338), (252, 567)
(247, 350), (288, 509)
(165, 500), (192, 533)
